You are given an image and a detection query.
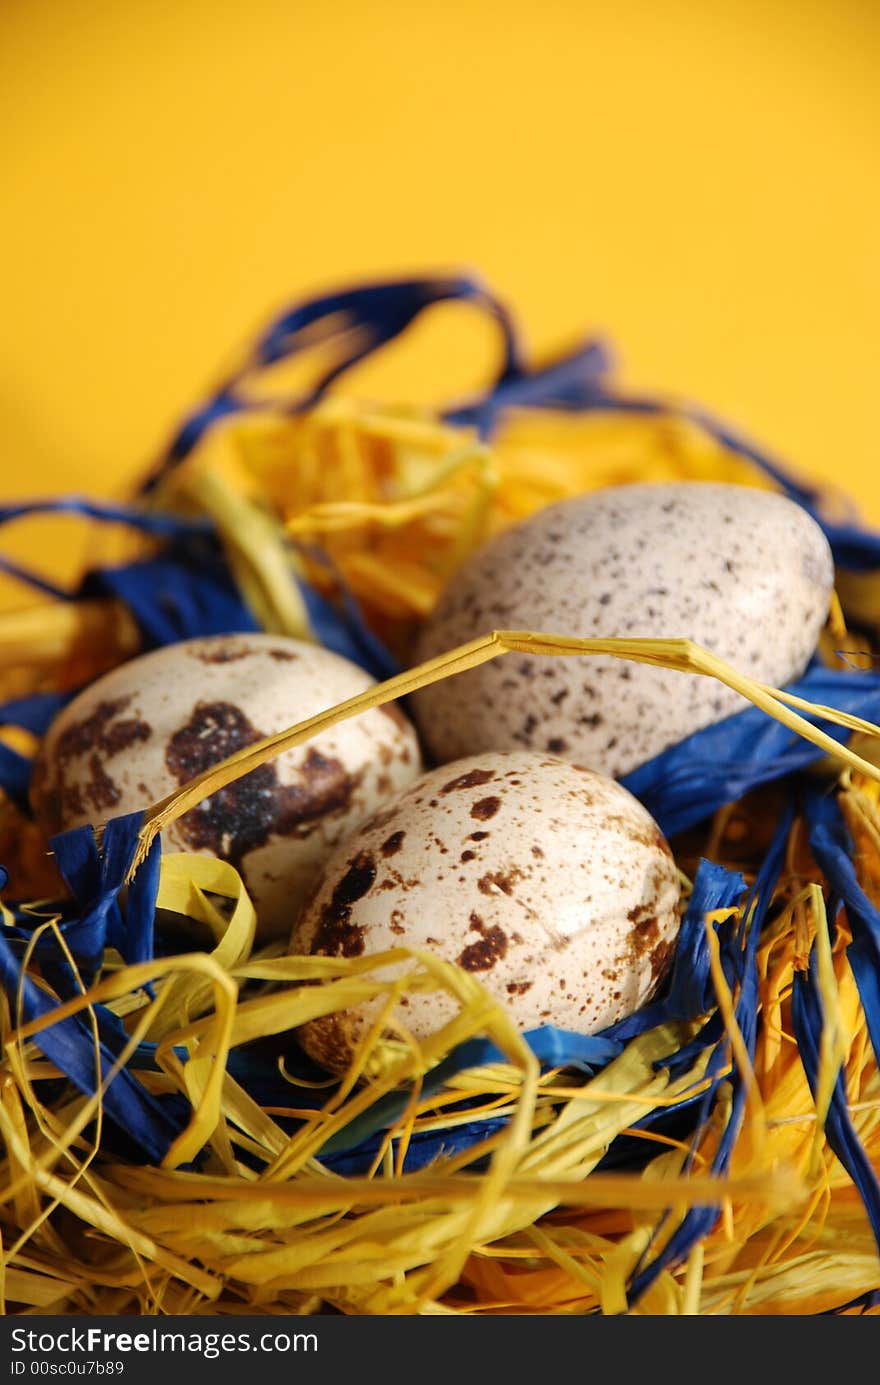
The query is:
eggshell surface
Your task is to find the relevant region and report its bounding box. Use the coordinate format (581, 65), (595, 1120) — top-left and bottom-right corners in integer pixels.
(31, 633), (422, 936)
(291, 751), (682, 1072)
(411, 482), (834, 777)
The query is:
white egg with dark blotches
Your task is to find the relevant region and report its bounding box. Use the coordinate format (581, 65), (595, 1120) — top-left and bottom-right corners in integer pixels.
(290, 751), (682, 1073)
(31, 633), (422, 936)
(411, 482), (834, 778)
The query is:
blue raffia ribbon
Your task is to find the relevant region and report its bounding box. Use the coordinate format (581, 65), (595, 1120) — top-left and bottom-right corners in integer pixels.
(125, 271), (880, 573)
(143, 274), (524, 487)
(0, 813), (186, 1164)
(621, 663), (880, 839)
(3, 277), (880, 820)
(625, 806), (791, 1299)
(3, 275), (880, 1304)
(0, 807), (749, 1173)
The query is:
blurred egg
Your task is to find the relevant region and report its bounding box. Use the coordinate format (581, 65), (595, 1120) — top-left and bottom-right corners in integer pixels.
(32, 633), (423, 936)
(411, 482), (834, 777)
(290, 751), (681, 1072)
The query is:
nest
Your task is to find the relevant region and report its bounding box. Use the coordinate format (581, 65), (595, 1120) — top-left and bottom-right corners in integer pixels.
(1, 276), (880, 1315)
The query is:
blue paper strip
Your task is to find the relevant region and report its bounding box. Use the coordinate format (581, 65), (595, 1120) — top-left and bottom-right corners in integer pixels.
(144, 274), (524, 486)
(792, 954), (880, 1251)
(805, 791), (880, 1076)
(622, 665), (880, 839)
(627, 805), (791, 1303)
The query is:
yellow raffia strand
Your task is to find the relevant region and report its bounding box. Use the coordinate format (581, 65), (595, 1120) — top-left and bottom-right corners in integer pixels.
(158, 402), (499, 635)
(0, 598), (140, 676)
(4, 400), (880, 1313)
(3, 711), (878, 1313)
(9, 950), (237, 1170)
(156, 397), (788, 648)
(142, 853), (257, 1038)
(157, 462), (312, 640)
(0, 885), (816, 1314)
(204, 401), (784, 643)
(0, 393), (858, 698)
(98, 1018), (798, 1313)
(127, 629), (880, 874)
(450, 810), (880, 1315)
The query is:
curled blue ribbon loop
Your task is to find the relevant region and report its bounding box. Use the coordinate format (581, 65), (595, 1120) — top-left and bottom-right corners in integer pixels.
(127, 270), (880, 574)
(2, 273), (880, 1279)
(145, 273), (524, 488)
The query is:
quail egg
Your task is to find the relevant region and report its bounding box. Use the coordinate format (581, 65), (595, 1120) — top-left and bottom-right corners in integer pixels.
(290, 750), (682, 1072)
(411, 482), (834, 777)
(31, 633), (423, 936)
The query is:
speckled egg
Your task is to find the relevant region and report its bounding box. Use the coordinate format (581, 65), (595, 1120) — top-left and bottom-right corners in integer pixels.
(411, 482), (834, 778)
(290, 751), (682, 1072)
(31, 633), (423, 936)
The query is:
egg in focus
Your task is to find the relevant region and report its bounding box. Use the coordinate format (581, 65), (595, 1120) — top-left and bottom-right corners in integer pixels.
(31, 633), (423, 936)
(411, 482), (834, 777)
(290, 750), (682, 1073)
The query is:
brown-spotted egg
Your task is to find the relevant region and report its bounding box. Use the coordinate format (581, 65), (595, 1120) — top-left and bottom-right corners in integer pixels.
(290, 750), (682, 1073)
(411, 482), (834, 777)
(31, 633), (422, 936)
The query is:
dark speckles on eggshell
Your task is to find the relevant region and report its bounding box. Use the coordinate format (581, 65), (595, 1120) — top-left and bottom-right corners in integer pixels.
(409, 483), (834, 777)
(477, 866), (524, 896)
(649, 937), (676, 988)
(32, 631), (423, 940)
(101, 714), (152, 757)
(381, 830), (406, 858)
(53, 697), (148, 765)
(30, 695), (152, 827)
(165, 703), (358, 875)
(457, 921), (508, 972)
(311, 851), (377, 958)
(82, 754), (121, 813)
(291, 750), (683, 1069)
(441, 767), (496, 793)
(190, 642), (253, 664)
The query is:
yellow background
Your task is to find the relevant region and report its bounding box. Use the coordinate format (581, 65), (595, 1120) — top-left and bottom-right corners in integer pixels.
(1, 0), (878, 589)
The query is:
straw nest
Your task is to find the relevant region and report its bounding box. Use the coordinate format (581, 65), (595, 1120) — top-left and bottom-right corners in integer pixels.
(1, 398), (879, 1315)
